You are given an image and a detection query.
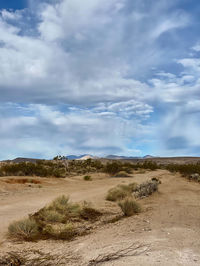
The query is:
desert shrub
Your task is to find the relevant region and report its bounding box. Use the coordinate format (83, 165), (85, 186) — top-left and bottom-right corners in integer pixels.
(48, 195), (81, 218)
(118, 197), (141, 216)
(0, 161), (67, 178)
(91, 160), (104, 170)
(128, 182), (138, 192)
(135, 161), (159, 170)
(104, 162), (122, 175)
(106, 182), (138, 202)
(83, 175), (92, 181)
(106, 186), (130, 201)
(67, 159), (103, 175)
(52, 168), (66, 178)
(8, 195), (102, 241)
(133, 180), (159, 198)
(166, 163), (200, 178)
(123, 167), (133, 174)
(80, 206), (102, 221)
(51, 195), (70, 207)
(41, 209), (65, 223)
(43, 223), (77, 240)
(8, 218), (39, 241)
(114, 171), (130, 177)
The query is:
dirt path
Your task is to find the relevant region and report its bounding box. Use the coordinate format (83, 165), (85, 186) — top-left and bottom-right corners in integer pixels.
(0, 170), (200, 265)
(0, 171), (155, 241)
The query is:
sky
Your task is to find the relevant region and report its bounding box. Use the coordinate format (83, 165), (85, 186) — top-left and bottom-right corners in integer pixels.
(0, 0), (200, 160)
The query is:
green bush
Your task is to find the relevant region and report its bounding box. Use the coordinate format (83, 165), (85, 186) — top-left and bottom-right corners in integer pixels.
(0, 161), (67, 178)
(166, 163), (200, 177)
(118, 197), (141, 216)
(83, 175), (92, 181)
(8, 218), (39, 241)
(135, 161), (159, 170)
(104, 162), (122, 175)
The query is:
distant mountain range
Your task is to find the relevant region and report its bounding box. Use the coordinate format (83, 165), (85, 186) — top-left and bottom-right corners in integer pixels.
(66, 154), (155, 160)
(104, 155), (155, 160)
(1, 154), (155, 163)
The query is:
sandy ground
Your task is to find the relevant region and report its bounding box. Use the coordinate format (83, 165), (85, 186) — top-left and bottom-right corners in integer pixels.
(0, 170), (200, 265)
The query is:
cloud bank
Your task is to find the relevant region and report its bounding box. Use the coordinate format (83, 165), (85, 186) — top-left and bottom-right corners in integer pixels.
(0, 0), (200, 159)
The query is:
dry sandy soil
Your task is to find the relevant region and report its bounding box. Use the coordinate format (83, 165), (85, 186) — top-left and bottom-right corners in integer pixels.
(0, 170), (200, 265)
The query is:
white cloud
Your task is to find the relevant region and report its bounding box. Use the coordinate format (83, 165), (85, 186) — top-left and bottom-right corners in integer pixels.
(0, 0), (199, 158)
(0, 103), (151, 159)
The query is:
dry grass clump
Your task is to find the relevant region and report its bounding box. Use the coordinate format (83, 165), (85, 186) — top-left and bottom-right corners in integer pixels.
(43, 223), (77, 240)
(118, 197), (142, 216)
(34, 195), (82, 224)
(8, 195), (102, 241)
(8, 218), (39, 241)
(40, 209), (65, 223)
(106, 186), (130, 202)
(106, 183), (138, 202)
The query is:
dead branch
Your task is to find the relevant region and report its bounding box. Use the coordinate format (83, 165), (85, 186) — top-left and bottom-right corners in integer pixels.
(88, 242), (150, 266)
(0, 249), (78, 266)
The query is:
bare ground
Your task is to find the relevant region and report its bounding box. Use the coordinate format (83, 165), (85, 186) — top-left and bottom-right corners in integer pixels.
(0, 170), (200, 265)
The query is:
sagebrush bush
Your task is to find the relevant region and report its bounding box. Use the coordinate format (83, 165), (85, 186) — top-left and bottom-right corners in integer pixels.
(118, 197), (141, 216)
(8, 218), (39, 241)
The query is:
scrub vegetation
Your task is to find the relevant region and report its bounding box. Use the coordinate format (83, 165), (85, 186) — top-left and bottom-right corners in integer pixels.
(8, 195), (102, 241)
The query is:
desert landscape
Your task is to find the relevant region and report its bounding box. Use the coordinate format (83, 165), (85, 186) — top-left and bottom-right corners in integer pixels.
(1, 1), (200, 265)
(0, 158), (200, 265)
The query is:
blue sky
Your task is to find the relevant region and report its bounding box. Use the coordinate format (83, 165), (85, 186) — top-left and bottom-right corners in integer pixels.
(0, 0), (27, 10)
(0, 0), (200, 160)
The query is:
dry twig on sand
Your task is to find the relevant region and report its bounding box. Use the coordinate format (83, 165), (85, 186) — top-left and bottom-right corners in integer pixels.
(88, 242), (150, 266)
